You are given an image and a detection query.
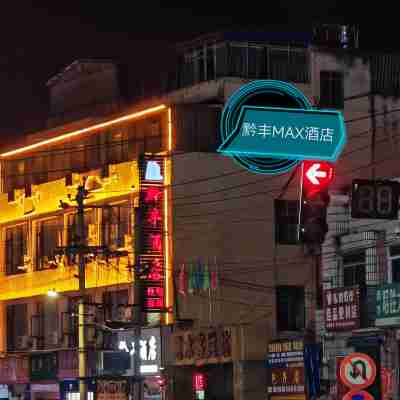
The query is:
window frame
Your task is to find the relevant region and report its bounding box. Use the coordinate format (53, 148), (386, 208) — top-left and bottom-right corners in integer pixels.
(35, 215), (64, 271)
(342, 250), (366, 288)
(276, 285), (305, 332)
(319, 70), (344, 109)
(274, 199), (300, 245)
(102, 201), (131, 249)
(5, 223), (28, 275)
(389, 244), (400, 283)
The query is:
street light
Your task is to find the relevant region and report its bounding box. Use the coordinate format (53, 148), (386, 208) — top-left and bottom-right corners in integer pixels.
(47, 289), (59, 298)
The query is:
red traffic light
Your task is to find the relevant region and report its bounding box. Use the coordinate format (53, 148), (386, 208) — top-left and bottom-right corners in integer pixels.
(303, 161), (334, 197)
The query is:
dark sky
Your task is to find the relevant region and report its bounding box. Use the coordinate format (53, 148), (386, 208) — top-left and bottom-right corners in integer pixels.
(0, 1), (394, 138)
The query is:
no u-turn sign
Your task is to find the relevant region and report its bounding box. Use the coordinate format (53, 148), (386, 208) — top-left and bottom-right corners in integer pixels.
(339, 353), (377, 390)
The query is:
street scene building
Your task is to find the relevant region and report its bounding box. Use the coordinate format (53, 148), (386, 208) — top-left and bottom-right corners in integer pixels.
(1, 23), (400, 400)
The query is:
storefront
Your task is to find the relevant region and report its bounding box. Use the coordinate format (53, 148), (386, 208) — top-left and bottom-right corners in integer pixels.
(171, 326), (234, 400)
(58, 349), (96, 400)
(0, 356), (30, 400)
(116, 327), (165, 400)
(30, 352), (59, 400)
(59, 380), (96, 400)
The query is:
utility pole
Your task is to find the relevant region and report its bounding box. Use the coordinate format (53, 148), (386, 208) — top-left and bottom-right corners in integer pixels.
(57, 184), (132, 400)
(76, 185), (88, 400)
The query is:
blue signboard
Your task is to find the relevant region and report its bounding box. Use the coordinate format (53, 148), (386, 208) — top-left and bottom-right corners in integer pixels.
(218, 105), (345, 162)
(217, 80), (347, 175)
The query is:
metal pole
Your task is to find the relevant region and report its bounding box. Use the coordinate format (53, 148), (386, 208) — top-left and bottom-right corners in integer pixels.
(77, 185), (88, 400)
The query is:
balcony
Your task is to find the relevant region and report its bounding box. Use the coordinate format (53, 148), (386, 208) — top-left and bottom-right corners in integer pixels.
(0, 258), (132, 301)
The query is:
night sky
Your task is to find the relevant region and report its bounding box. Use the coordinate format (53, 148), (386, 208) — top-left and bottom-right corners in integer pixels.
(0, 2), (394, 139)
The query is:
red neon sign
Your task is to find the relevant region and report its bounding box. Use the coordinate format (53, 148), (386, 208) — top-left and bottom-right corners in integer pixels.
(147, 208), (162, 227)
(144, 187), (162, 203)
(193, 373), (206, 391)
(303, 161), (334, 198)
(150, 233), (162, 252)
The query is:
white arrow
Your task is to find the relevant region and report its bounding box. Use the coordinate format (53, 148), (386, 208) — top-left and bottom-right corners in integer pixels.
(306, 163), (327, 185)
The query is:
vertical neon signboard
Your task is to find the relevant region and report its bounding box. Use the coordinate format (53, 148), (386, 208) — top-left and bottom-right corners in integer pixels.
(139, 155), (166, 316)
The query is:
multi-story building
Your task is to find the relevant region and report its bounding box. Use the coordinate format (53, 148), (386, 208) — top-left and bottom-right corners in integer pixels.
(3, 25), (398, 400)
(0, 60), (174, 400)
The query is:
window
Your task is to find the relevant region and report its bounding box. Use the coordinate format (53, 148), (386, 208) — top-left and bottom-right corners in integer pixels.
(102, 204), (130, 249)
(274, 200), (299, 244)
(5, 224), (28, 275)
(390, 244), (400, 282)
(144, 120), (162, 153)
(107, 131), (128, 164)
(64, 296), (91, 348)
(67, 211), (94, 263)
(7, 303), (28, 351)
(103, 290), (129, 322)
(343, 251), (366, 287)
(320, 71), (344, 109)
(36, 216), (63, 270)
(229, 45), (247, 76)
(276, 286), (305, 331)
(43, 299), (59, 348)
(67, 211), (94, 246)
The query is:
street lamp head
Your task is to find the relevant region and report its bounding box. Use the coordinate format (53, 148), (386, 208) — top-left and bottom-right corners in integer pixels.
(47, 289), (58, 298)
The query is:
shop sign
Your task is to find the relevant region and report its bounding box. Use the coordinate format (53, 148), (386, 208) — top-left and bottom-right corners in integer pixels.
(324, 286), (360, 331)
(376, 283), (400, 326)
(139, 155), (166, 314)
(267, 339), (305, 397)
(97, 379), (128, 400)
(117, 327), (161, 375)
(267, 339), (304, 367)
(267, 367), (305, 395)
(30, 383), (59, 393)
(30, 352), (58, 381)
(173, 327), (233, 365)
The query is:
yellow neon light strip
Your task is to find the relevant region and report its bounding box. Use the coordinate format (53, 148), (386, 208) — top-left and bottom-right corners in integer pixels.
(1, 104), (167, 158)
(167, 107), (172, 152)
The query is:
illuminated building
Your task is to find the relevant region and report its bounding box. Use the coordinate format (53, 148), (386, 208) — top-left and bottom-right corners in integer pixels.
(0, 60), (174, 399)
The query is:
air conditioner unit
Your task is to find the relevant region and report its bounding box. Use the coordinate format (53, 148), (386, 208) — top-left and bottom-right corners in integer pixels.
(16, 335), (31, 350)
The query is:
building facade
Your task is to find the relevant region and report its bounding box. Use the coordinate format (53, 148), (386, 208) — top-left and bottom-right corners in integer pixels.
(0, 60), (174, 400)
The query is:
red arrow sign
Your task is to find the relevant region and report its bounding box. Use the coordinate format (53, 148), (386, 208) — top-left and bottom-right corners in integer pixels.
(302, 161), (334, 199)
(303, 161), (334, 187)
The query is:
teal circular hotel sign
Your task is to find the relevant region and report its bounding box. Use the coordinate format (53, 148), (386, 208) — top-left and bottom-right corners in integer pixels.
(218, 80), (346, 174)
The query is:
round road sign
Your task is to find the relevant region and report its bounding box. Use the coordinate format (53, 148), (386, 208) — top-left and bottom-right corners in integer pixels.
(343, 389), (374, 400)
(339, 353), (377, 390)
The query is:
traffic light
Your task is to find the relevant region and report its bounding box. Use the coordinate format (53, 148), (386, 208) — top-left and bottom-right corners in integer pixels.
(300, 161), (334, 244)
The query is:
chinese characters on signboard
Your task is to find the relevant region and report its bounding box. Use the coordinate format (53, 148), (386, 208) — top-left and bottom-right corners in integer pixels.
(241, 123), (334, 144)
(139, 155), (166, 314)
(267, 339), (305, 396)
(97, 380), (127, 400)
(376, 283), (400, 326)
(324, 286), (360, 331)
(173, 328), (232, 365)
(117, 327), (161, 375)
